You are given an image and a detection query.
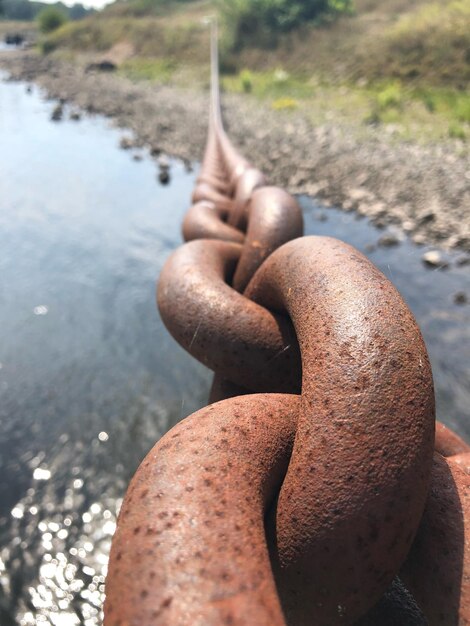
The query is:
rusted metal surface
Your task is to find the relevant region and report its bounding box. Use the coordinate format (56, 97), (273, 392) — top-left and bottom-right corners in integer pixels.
(246, 236), (435, 625)
(401, 453), (470, 624)
(105, 20), (469, 626)
(435, 421), (470, 457)
(157, 239), (301, 393)
(105, 394), (298, 626)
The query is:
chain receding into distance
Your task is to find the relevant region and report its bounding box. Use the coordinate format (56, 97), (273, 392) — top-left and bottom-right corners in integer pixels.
(104, 21), (470, 626)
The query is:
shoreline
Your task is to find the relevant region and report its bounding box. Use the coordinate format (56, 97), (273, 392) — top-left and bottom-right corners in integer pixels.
(1, 50), (469, 256)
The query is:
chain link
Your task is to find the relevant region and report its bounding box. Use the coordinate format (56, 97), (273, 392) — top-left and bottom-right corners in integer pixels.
(104, 24), (470, 626)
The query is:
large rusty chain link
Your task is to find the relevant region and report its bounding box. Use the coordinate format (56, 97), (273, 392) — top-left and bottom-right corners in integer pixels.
(104, 25), (470, 626)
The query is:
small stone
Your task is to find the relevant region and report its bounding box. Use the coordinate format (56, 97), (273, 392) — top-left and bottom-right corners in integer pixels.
(119, 136), (133, 150)
(70, 111), (81, 121)
(412, 234), (427, 246)
(373, 218), (387, 229)
(315, 212), (328, 222)
(158, 170), (170, 185)
(364, 244), (376, 253)
(158, 155), (170, 170)
(150, 146), (161, 157)
(378, 234), (400, 248)
(422, 251), (449, 269)
(402, 220), (415, 232)
(133, 154), (143, 162)
(51, 104), (63, 122)
(349, 188), (373, 202)
(418, 211), (435, 225)
(456, 256), (470, 267)
(454, 292), (468, 305)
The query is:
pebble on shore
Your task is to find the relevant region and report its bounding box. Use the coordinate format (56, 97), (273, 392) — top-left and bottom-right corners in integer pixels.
(422, 250), (449, 269)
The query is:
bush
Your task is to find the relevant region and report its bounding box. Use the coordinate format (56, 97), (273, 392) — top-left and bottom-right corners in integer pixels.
(38, 6), (68, 34)
(365, 1), (470, 88)
(376, 82), (403, 111)
(219, 0), (353, 50)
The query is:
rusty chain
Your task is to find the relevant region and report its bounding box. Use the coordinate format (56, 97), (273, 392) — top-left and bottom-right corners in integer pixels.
(104, 23), (470, 626)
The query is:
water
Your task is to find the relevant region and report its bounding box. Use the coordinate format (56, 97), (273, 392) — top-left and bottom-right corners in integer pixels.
(0, 77), (468, 625)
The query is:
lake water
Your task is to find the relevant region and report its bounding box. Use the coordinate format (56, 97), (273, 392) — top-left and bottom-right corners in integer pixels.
(0, 75), (469, 625)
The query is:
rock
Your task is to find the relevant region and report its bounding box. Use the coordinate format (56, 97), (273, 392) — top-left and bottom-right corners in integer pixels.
(86, 61), (116, 73)
(349, 188), (374, 203)
(456, 256), (470, 267)
(412, 234), (427, 246)
(150, 146), (162, 157)
(454, 292), (468, 305)
(26, 85), (32, 94)
(305, 180), (327, 197)
(119, 136), (133, 150)
(158, 155), (170, 170)
(372, 217), (387, 229)
(364, 244), (376, 253)
(158, 169), (170, 185)
(378, 234), (400, 248)
(70, 111), (81, 121)
(5, 33), (24, 46)
(368, 202), (386, 217)
(417, 211), (436, 225)
(50, 104), (63, 122)
(133, 153), (143, 162)
(315, 212), (328, 222)
(402, 220), (415, 233)
(422, 251), (449, 269)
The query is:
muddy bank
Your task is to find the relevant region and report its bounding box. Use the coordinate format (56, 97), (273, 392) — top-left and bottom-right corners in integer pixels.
(1, 50), (469, 253)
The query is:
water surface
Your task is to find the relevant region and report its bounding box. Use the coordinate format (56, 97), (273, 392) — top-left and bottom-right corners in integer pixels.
(0, 77), (469, 625)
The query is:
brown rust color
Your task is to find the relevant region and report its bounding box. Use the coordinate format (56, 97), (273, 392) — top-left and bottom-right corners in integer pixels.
(108, 235), (436, 625)
(157, 239), (301, 393)
(401, 453), (470, 625)
(245, 236), (435, 625)
(105, 394), (299, 626)
(435, 422), (470, 458)
(104, 22), (470, 626)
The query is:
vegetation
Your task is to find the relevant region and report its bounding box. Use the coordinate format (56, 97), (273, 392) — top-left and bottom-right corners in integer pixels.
(37, 5), (67, 33)
(363, 1), (470, 87)
(35, 0), (469, 143)
(1, 0), (93, 22)
(219, 0), (353, 49)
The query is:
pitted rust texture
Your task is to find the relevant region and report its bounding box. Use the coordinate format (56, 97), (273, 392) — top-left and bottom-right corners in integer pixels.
(245, 236), (435, 625)
(401, 453), (470, 624)
(233, 187), (303, 293)
(435, 421), (470, 458)
(105, 394), (299, 626)
(105, 21), (470, 626)
(157, 239), (301, 393)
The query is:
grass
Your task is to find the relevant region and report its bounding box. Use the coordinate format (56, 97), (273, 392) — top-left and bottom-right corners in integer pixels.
(368, 1), (470, 87)
(119, 57), (177, 81)
(35, 0), (469, 143)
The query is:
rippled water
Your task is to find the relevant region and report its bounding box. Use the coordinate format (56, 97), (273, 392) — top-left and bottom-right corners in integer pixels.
(0, 76), (469, 625)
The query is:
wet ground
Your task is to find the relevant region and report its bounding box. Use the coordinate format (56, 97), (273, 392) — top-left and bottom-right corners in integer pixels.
(0, 76), (469, 625)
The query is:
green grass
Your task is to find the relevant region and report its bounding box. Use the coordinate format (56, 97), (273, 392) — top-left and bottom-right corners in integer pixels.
(36, 0), (470, 144)
(364, 1), (470, 87)
(221, 68), (314, 100)
(40, 14), (209, 61)
(119, 57), (177, 81)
